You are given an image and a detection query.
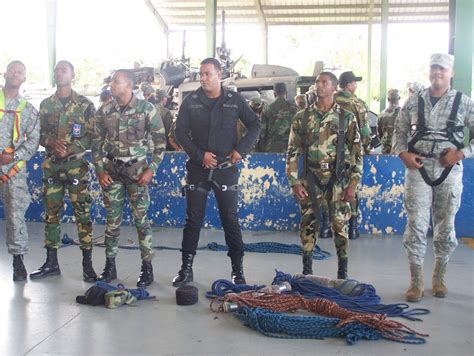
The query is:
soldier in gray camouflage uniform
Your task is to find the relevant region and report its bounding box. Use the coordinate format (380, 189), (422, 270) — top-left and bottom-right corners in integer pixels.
(393, 54), (474, 302)
(0, 61), (40, 281)
(92, 69), (166, 287)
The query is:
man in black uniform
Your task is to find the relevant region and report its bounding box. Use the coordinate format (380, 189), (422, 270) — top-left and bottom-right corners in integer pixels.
(173, 58), (261, 287)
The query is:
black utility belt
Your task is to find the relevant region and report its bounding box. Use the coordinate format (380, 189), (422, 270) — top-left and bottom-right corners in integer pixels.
(47, 152), (86, 163)
(308, 162), (335, 171)
(105, 154), (146, 167)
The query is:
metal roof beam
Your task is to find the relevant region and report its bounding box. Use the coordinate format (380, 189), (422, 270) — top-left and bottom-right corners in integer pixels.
(144, 0), (169, 34)
(262, 3), (448, 11)
(254, 0), (268, 64)
(265, 11), (448, 19)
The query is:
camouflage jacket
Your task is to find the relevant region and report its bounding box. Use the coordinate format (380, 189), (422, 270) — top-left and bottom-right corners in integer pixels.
(0, 92), (40, 175)
(377, 106), (400, 154)
(39, 90), (95, 156)
(156, 103), (174, 150)
(335, 90), (371, 153)
(258, 97), (298, 152)
(92, 95), (166, 175)
(393, 87), (474, 158)
(286, 102), (363, 189)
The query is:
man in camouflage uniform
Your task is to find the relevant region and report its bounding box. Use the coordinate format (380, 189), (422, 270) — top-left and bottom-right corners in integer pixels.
(377, 89), (401, 154)
(335, 71), (371, 240)
(30, 61), (97, 282)
(286, 72), (362, 278)
(393, 54), (474, 302)
(92, 69), (166, 287)
(0, 60), (40, 281)
(257, 82), (298, 152)
(155, 89), (174, 150)
(140, 82), (155, 102)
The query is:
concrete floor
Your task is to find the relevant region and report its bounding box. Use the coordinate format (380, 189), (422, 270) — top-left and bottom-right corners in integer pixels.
(0, 221), (473, 356)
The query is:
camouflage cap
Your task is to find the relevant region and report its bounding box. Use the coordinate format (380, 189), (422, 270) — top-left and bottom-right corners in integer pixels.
(430, 53), (454, 69)
(387, 89), (400, 99)
(155, 89), (170, 99)
(249, 96), (264, 109)
(140, 82), (154, 95)
(407, 82), (425, 94)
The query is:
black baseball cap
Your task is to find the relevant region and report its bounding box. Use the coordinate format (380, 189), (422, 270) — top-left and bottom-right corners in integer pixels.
(339, 71), (362, 88)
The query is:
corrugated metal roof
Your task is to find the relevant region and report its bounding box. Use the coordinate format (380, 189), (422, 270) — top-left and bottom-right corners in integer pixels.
(148, 0), (449, 29)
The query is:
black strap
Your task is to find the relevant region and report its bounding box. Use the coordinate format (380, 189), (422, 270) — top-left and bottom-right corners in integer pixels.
(106, 153), (144, 167)
(408, 91), (464, 186)
(335, 110), (346, 180)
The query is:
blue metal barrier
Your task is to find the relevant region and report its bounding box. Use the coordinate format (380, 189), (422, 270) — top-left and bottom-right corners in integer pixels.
(1, 152), (473, 236)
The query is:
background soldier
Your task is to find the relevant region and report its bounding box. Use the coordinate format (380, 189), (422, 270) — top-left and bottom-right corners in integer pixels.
(155, 89), (174, 150)
(335, 71), (371, 240)
(393, 54), (474, 302)
(30, 61), (97, 282)
(294, 94), (307, 110)
(0, 60), (40, 281)
(92, 69), (166, 287)
(287, 72), (362, 278)
(173, 57), (260, 287)
(257, 82), (298, 152)
(377, 89), (401, 154)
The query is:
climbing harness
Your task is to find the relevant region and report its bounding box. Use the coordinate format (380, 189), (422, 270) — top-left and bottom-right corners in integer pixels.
(181, 160), (238, 196)
(408, 91), (464, 186)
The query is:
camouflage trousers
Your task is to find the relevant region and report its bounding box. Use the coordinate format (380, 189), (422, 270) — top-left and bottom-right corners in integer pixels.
(299, 178), (352, 259)
(42, 158), (93, 250)
(102, 179), (153, 261)
(403, 160), (461, 266)
(0, 171), (31, 255)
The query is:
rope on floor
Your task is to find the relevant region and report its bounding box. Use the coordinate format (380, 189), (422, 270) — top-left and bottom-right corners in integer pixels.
(233, 306), (427, 345)
(272, 271), (430, 321)
(61, 233), (331, 260)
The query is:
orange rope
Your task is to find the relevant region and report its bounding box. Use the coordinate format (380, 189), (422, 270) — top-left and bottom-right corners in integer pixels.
(213, 291), (429, 342)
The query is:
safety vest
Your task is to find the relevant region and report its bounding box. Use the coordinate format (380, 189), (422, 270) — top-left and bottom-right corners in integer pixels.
(0, 90), (27, 182)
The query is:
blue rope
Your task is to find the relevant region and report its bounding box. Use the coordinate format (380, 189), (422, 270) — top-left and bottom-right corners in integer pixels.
(234, 307), (427, 345)
(61, 234), (330, 260)
(94, 281), (155, 300)
(272, 271), (430, 321)
(205, 279), (266, 299)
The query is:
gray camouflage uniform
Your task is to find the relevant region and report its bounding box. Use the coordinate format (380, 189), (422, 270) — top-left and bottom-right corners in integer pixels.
(0, 93), (40, 255)
(392, 87), (474, 265)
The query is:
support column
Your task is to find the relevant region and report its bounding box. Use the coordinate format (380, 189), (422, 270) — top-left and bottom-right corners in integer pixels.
(451, 0), (473, 96)
(45, 0), (57, 86)
(205, 0), (217, 58)
(379, 0), (389, 112)
(367, 0), (374, 108)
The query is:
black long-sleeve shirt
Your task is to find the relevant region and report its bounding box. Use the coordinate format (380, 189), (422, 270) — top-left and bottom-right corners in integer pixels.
(176, 86), (261, 164)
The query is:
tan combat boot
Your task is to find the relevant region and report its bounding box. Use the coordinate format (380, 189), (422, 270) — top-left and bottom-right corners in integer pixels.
(432, 258), (448, 298)
(406, 263), (424, 302)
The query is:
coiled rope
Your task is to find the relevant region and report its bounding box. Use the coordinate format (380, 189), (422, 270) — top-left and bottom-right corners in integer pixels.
(211, 290), (428, 344)
(234, 306), (427, 345)
(273, 271), (430, 321)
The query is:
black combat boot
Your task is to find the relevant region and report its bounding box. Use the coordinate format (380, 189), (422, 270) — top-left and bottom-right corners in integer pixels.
(172, 253), (194, 287)
(82, 249), (97, 283)
(337, 258), (348, 279)
(98, 257), (117, 283)
(319, 211), (333, 239)
(302, 253), (313, 275)
(13, 255), (27, 282)
(230, 255), (246, 285)
(30, 247), (61, 279)
(137, 260), (154, 287)
(348, 216), (360, 240)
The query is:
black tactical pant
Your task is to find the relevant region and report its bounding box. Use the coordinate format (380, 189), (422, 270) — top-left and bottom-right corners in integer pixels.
(181, 161), (243, 258)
